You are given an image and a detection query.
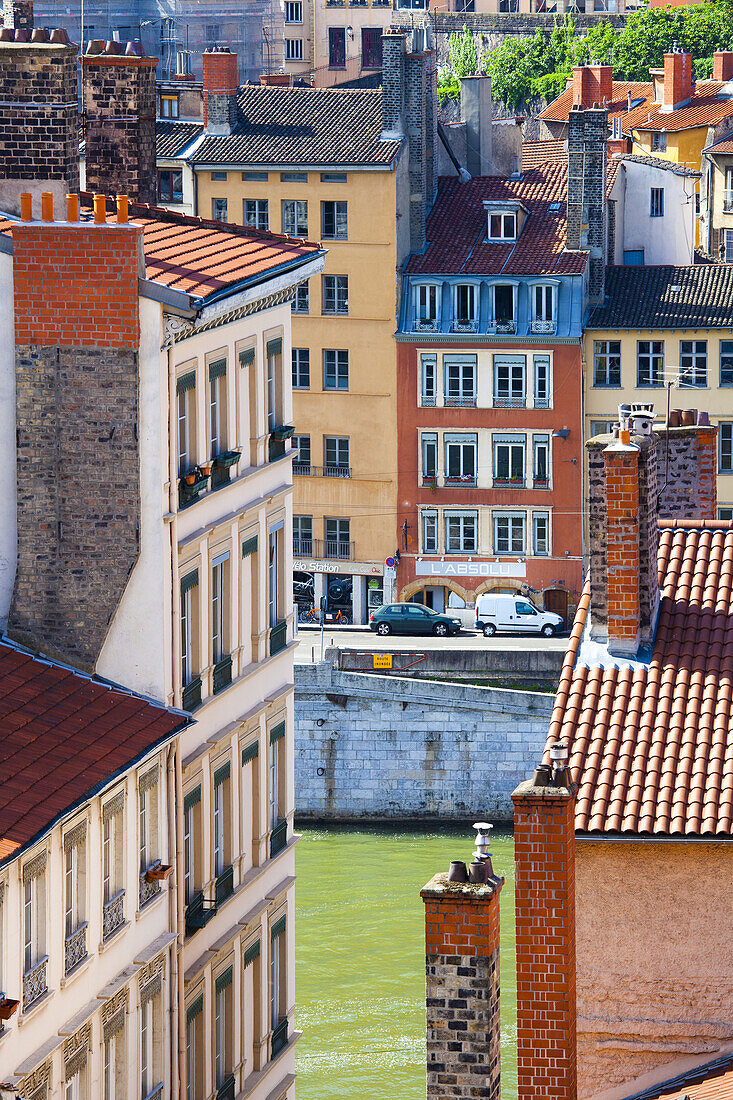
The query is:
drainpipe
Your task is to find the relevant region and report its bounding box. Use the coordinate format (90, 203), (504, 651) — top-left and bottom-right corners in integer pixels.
(167, 741), (180, 1098)
(175, 740), (187, 1098)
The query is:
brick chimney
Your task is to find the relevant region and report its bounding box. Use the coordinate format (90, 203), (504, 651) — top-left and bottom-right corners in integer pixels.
(0, 30), (78, 216)
(83, 40), (157, 205)
(202, 46), (239, 135)
(2, 0), (33, 31)
(420, 828), (503, 1100)
(661, 48), (693, 112)
(713, 50), (733, 82)
(512, 749), (577, 1100)
(566, 105), (607, 305)
(571, 64), (612, 108)
(7, 193), (142, 672)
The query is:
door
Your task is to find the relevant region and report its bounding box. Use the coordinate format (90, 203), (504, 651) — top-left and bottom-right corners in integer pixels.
(514, 599), (541, 632)
(403, 604), (432, 634)
(543, 588), (568, 625)
(328, 26), (346, 68)
(361, 27), (382, 69)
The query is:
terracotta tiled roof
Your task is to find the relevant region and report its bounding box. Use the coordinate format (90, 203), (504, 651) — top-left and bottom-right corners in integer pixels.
(546, 520), (733, 837)
(156, 120), (202, 159)
(539, 81), (654, 126)
(189, 85), (401, 167)
(521, 140), (567, 169)
(588, 265), (733, 329)
(704, 134), (733, 155)
(625, 81), (733, 132)
(625, 1053), (733, 1100)
(406, 161), (620, 277)
(0, 642), (189, 865)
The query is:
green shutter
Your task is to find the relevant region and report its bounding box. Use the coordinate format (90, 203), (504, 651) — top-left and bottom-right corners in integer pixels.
(239, 347), (255, 367)
(243, 940), (260, 968)
(183, 785), (201, 813)
(186, 995), (203, 1024)
(242, 741), (259, 765)
(176, 371), (196, 394)
(241, 535), (258, 558)
(180, 569), (199, 595)
(269, 721), (286, 745)
(266, 337), (283, 357)
(270, 914), (286, 940)
(208, 358), (227, 380)
(215, 966), (233, 994)
(214, 761), (231, 787)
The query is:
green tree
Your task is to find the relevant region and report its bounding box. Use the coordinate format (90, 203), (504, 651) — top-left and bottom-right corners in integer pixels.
(448, 25), (478, 78)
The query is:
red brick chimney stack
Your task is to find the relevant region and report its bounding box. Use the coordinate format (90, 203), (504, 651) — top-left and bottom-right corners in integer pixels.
(662, 48), (693, 111)
(513, 748), (577, 1100)
(202, 46), (239, 134)
(713, 50), (733, 83)
(571, 64), (613, 108)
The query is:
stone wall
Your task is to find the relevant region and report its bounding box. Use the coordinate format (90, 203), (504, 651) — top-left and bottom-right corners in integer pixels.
(294, 663), (553, 821)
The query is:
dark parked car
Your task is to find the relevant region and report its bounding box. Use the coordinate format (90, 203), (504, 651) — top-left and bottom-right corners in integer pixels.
(369, 602), (462, 637)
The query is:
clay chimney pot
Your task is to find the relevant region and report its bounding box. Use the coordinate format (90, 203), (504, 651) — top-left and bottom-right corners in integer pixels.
(19, 193), (32, 221)
(66, 194), (79, 222)
(41, 192), (53, 222)
(30, 28), (49, 42)
(93, 194), (106, 223)
(13, 28), (28, 41)
(86, 39), (104, 54)
(49, 28), (70, 43)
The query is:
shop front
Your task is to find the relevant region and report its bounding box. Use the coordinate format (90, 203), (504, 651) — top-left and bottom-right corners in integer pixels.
(293, 555), (390, 625)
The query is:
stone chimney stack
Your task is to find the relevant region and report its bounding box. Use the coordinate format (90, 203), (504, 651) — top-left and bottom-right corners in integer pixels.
(571, 63), (612, 108)
(713, 50), (733, 82)
(566, 105), (607, 305)
(460, 75), (492, 176)
(421, 830), (503, 1100)
(202, 46), (239, 135)
(512, 750), (577, 1100)
(2, 0), (33, 31)
(662, 48), (693, 111)
(83, 40), (157, 205)
(0, 30), (78, 216)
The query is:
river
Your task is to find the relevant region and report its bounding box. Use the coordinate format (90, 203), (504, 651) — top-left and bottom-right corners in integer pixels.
(295, 825), (517, 1099)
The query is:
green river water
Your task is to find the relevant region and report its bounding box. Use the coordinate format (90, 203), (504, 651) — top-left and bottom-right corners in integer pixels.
(295, 826), (516, 1100)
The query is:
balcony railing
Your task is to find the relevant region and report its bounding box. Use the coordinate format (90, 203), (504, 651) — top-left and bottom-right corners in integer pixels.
(272, 1017), (289, 1058)
(491, 320), (517, 334)
(270, 819), (288, 859)
(292, 464), (351, 478)
(65, 922), (88, 974)
(213, 654), (232, 695)
(724, 189), (733, 212)
(292, 538), (353, 561)
(451, 319), (478, 333)
(414, 318), (439, 332)
(493, 476), (525, 488)
(103, 890), (125, 940)
(182, 675), (202, 711)
(493, 396), (526, 408)
(533, 476), (550, 489)
(444, 395), (477, 407)
(270, 620), (288, 656)
(185, 891), (217, 935)
(139, 871), (161, 909)
(421, 395), (437, 407)
(23, 956), (48, 1011)
(445, 475), (477, 486)
(217, 1076), (236, 1100)
(531, 318), (556, 334)
(215, 865), (234, 906)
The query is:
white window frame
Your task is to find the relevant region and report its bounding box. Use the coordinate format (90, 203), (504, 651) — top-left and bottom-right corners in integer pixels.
(444, 510), (478, 552)
(244, 198), (269, 231)
(493, 510), (526, 555)
(637, 340), (665, 387)
(444, 433), (477, 483)
(270, 930), (282, 1030)
(533, 284), (554, 321)
(453, 283), (477, 324)
(141, 997), (154, 1097)
(533, 434), (550, 485)
(177, 385), (193, 476)
(212, 198), (227, 222)
(420, 354), (437, 406)
(593, 340), (621, 387)
(488, 210), (517, 240)
(493, 434), (526, 484)
(533, 511), (550, 556)
(282, 199), (308, 237)
(209, 370), (225, 458)
(181, 584), (192, 687)
(284, 37), (303, 60)
(720, 422), (733, 472)
(533, 353), (551, 407)
(421, 433), (438, 480)
(416, 283), (440, 325)
(422, 509), (438, 552)
(285, 0), (302, 20)
(493, 354), (526, 406)
(269, 528), (280, 627)
(211, 558), (225, 664)
(104, 1034), (116, 1100)
(444, 354), (477, 406)
(679, 340), (707, 387)
(322, 274), (348, 315)
(269, 737), (280, 830)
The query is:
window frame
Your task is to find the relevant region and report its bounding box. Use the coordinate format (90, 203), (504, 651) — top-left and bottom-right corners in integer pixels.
(679, 340), (707, 387)
(720, 421), (733, 472)
(593, 340), (621, 387)
(282, 198), (308, 237)
(323, 349), (349, 391)
(321, 273), (349, 315)
(444, 432), (477, 484)
(421, 509), (438, 552)
(444, 510), (478, 553)
(493, 354), (526, 407)
(324, 435), (350, 469)
(158, 167), (183, 202)
(488, 210), (517, 241)
(721, 341), (733, 386)
(284, 37), (303, 60)
(444, 354), (477, 407)
(292, 347), (310, 390)
(493, 510), (526, 555)
(292, 282), (309, 314)
(285, 0), (302, 20)
(650, 187), (664, 217)
(244, 198), (269, 231)
(321, 200), (348, 239)
(533, 510), (550, 556)
(211, 197), (228, 222)
(493, 434), (526, 484)
(421, 432), (438, 480)
(637, 340), (665, 387)
(534, 353), (551, 407)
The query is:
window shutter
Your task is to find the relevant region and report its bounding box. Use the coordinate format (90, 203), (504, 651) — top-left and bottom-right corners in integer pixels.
(186, 995), (204, 1024)
(242, 741), (259, 765)
(214, 761), (231, 787)
(269, 721), (286, 745)
(241, 536), (258, 558)
(183, 786), (201, 813)
(215, 966), (233, 994)
(266, 337), (283, 357)
(180, 569), (199, 595)
(239, 347), (255, 367)
(208, 359), (227, 381)
(176, 371), (196, 394)
(271, 914), (286, 940)
(244, 940), (261, 968)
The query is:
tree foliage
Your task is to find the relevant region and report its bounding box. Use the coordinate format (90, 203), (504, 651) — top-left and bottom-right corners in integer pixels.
(448, 25), (478, 78)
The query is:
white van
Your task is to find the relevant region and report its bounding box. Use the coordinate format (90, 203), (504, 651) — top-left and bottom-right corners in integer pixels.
(474, 594), (563, 637)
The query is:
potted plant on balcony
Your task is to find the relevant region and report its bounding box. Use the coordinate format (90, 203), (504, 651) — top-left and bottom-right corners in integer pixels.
(145, 860), (173, 883)
(183, 471), (197, 486)
(199, 461), (212, 477)
(0, 995), (19, 1021)
(214, 449), (242, 468)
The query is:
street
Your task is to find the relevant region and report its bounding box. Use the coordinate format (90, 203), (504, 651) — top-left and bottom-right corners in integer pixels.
(294, 623), (568, 661)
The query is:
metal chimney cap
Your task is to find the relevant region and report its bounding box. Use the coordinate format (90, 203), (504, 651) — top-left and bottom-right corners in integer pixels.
(550, 742), (569, 765)
(473, 821), (492, 832)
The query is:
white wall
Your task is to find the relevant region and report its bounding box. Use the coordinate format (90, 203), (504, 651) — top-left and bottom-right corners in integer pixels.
(0, 251), (16, 630)
(620, 160), (696, 265)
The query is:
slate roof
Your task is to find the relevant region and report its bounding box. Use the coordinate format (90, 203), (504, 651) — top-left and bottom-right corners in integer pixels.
(405, 160), (620, 277)
(545, 520), (733, 837)
(587, 265), (733, 329)
(156, 120), (202, 159)
(189, 85), (401, 167)
(0, 642), (189, 865)
(539, 81), (654, 127)
(520, 140), (567, 169)
(618, 153), (700, 177)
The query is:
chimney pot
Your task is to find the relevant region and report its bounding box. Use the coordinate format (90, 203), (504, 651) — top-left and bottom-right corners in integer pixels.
(49, 28), (70, 43)
(0, 28), (13, 40)
(447, 860), (469, 883)
(20, 193), (32, 221)
(116, 194), (128, 223)
(86, 39), (104, 54)
(93, 194), (106, 223)
(66, 193), (79, 221)
(30, 27), (48, 41)
(13, 28), (28, 41)
(125, 39), (144, 56)
(40, 192), (53, 221)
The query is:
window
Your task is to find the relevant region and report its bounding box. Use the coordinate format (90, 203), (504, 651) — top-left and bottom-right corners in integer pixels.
(176, 373), (196, 476)
(325, 436), (350, 471)
(321, 200), (347, 239)
(140, 988), (162, 1099)
(292, 348), (310, 389)
(651, 132), (666, 152)
(138, 773), (159, 877)
(285, 0), (302, 19)
(533, 511), (550, 555)
(534, 354), (551, 407)
(637, 340), (664, 387)
(533, 434), (550, 485)
(242, 171), (268, 182)
(650, 187), (664, 217)
(679, 340), (707, 387)
(23, 863), (45, 977)
(323, 349), (348, 390)
(454, 283), (476, 324)
(445, 511), (477, 552)
(285, 38), (303, 60)
(325, 518), (350, 559)
(494, 354), (526, 406)
(725, 230), (733, 264)
(720, 423), (733, 471)
(719, 506), (733, 520)
(321, 172), (346, 183)
(293, 435), (311, 473)
(267, 337), (282, 432)
(421, 433), (437, 480)
(721, 341), (733, 385)
(211, 171), (227, 182)
(421, 354), (437, 406)
(488, 211), (517, 240)
(328, 26), (346, 67)
(269, 737), (280, 832)
(725, 167), (733, 211)
(293, 515), (313, 553)
(444, 354), (477, 406)
(183, 789), (201, 904)
(494, 435), (525, 484)
(268, 527), (281, 627)
(180, 570), (198, 689)
(322, 274), (348, 314)
(292, 282), (309, 313)
(422, 509), (438, 552)
(445, 433), (477, 484)
(211, 554), (229, 664)
(212, 198), (227, 222)
(186, 1003), (203, 1100)
(282, 199), (308, 237)
(590, 420), (615, 437)
(416, 284), (439, 325)
(362, 26), (383, 68)
(270, 918), (286, 1038)
(494, 511), (526, 554)
(215, 968), (233, 1087)
(103, 802), (124, 912)
(282, 171), (307, 182)
(104, 1032), (122, 1100)
(623, 249), (644, 266)
(213, 765), (230, 880)
(493, 284), (515, 328)
(533, 284), (554, 321)
(245, 199), (269, 231)
(160, 93), (179, 118)
(593, 341), (621, 387)
(64, 833), (86, 949)
(209, 360), (227, 459)
(158, 168), (183, 202)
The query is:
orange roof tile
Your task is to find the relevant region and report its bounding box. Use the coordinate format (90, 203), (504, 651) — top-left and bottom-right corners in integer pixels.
(521, 140), (567, 169)
(539, 81), (654, 126)
(546, 520), (733, 837)
(627, 1054), (733, 1100)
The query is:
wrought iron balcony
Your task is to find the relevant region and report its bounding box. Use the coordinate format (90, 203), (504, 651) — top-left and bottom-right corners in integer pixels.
(444, 474), (477, 486)
(413, 317), (439, 332)
(65, 922), (88, 975)
(271, 1017), (289, 1058)
(103, 890), (125, 940)
(530, 318), (556, 334)
(451, 319), (478, 333)
(215, 865), (234, 906)
(213, 654), (232, 695)
(291, 538), (354, 561)
(420, 395), (437, 407)
(533, 476), (550, 489)
(182, 675), (202, 711)
(185, 891), (217, 935)
(270, 819), (288, 859)
(444, 394), (477, 407)
(217, 1076), (236, 1100)
(493, 396), (526, 408)
(292, 464), (351, 478)
(493, 476), (525, 488)
(270, 620), (288, 656)
(23, 956), (48, 1011)
(139, 871), (161, 909)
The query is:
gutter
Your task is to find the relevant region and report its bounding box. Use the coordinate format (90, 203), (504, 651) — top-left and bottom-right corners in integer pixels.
(576, 832), (731, 844)
(197, 250), (326, 313)
(138, 277), (201, 314)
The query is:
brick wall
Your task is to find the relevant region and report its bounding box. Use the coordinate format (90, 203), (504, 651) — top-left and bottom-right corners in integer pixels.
(663, 51), (692, 110)
(713, 51), (733, 82)
(202, 47), (238, 131)
(8, 219), (142, 671)
(2, 0), (33, 29)
(605, 444), (641, 656)
(512, 780), (576, 1100)
(421, 873), (503, 1099)
(656, 425), (717, 521)
(572, 65), (612, 108)
(381, 31), (404, 136)
(567, 107), (607, 304)
(636, 435), (658, 641)
(83, 52), (157, 204)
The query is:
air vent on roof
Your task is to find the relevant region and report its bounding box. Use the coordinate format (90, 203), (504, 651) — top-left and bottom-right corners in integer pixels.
(630, 97), (645, 110)
(549, 201), (563, 213)
(670, 285), (682, 291)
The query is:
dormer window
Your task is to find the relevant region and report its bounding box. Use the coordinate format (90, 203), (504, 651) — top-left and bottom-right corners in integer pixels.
(530, 280), (558, 334)
(452, 284), (478, 332)
(484, 199), (527, 242)
(414, 283), (440, 331)
(489, 212), (516, 241)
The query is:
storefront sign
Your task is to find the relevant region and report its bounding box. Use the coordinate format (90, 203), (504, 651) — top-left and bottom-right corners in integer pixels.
(415, 558), (527, 579)
(293, 559), (383, 577)
(373, 653), (393, 670)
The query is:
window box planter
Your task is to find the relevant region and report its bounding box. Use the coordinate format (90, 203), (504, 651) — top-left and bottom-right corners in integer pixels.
(215, 865), (234, 905)
(422, 475), (437, 488)
(272, 1017), (289, 1058)
(217, 1076), (236, 1100)
(271, 424), (295, 441)
(0, 996), (19, 1022)
(214, 450), (241, 469)
(182, 675), (202, 711)
(179, 471), (208, 505)
(185, 891), (217, 934)
(145, 861), (173, 883)
(269, 437), (286, 462)
(533, 477), (549, 488)
(445, 475), (476, 485)
(270, 819), (288, 859)
(213, 654), (232, 695)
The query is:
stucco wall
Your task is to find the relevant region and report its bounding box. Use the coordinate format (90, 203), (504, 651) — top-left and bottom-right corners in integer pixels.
(576, 840), (733, 1100)
(294, 662), (553, 821)
(620, 160), (696, 265)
